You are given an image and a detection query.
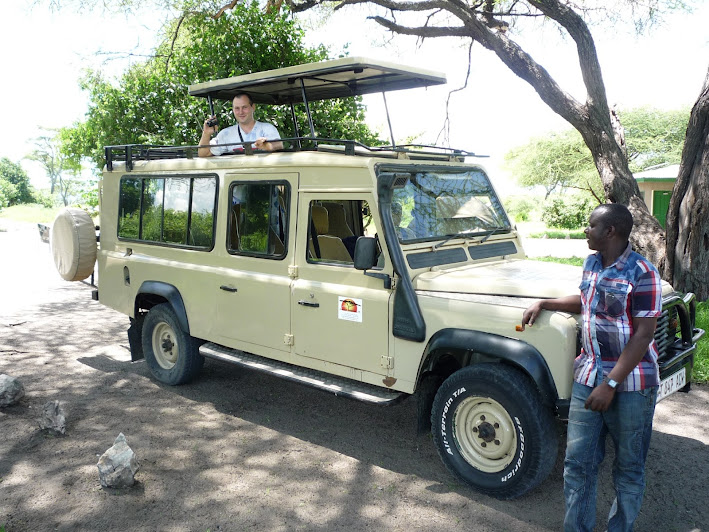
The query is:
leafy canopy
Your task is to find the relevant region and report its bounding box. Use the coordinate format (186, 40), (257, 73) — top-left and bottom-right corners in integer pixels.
(504, 106), (690, 199)
(0, 158), (34, 207)
(60, 2), (380, 170)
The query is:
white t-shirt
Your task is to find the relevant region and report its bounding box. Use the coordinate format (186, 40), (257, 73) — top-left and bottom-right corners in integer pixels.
(210, 121), (280, 155)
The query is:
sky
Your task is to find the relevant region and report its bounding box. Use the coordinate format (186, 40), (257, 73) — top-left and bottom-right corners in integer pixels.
(1, 1), (708, 196)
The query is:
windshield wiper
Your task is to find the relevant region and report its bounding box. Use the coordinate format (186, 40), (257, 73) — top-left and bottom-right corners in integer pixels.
(432, 231), (475, 250)
(476, 227), (509, 244)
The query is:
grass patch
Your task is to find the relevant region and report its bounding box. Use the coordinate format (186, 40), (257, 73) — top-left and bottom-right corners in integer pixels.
(0, 204), (62, 224)
(529, 229), (586, 239)
(532, 256), (585, 267)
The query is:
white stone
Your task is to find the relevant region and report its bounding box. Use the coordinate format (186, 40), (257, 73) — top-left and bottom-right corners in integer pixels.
(97, 433), (140, 488)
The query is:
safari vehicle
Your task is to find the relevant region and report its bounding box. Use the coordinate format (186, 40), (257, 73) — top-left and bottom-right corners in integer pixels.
(52, 57), (704, 500)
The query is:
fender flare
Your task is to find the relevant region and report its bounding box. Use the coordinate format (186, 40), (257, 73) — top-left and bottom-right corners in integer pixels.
(420, 328), (559, 408)
(136, 281), (190, 334)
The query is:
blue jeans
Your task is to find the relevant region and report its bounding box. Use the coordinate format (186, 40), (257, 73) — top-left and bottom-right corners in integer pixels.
(563, 381), (658, 532)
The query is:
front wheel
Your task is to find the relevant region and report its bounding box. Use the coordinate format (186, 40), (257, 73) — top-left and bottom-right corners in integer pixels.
(142, 303), (204, 385)
(431, 364), (558, 499)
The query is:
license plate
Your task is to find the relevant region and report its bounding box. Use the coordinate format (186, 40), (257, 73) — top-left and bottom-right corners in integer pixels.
(657, 367), (687, 402)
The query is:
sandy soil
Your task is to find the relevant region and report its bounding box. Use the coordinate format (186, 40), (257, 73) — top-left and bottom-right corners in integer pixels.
(1, 221), (708, 532)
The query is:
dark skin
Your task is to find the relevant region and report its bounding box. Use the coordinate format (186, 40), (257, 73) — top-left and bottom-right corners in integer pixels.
(521, 208), (658, 412)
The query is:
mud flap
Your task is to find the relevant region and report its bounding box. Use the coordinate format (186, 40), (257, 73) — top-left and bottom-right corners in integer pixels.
(416, 373), (443, 435)
(128, 315), (145, 362)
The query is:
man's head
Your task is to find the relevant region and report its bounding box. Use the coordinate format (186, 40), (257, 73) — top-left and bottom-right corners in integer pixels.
(585, 203), (633, 251)
(232, 93), (256, 126)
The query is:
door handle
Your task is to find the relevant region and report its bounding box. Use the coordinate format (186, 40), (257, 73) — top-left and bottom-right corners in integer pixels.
(220, 285), (238, 293)
(298, 300), (319, 308)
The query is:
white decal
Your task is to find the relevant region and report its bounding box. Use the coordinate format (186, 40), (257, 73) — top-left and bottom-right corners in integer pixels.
(441, 387), (467, 455)
(501, 416), (525, 482)
(338, 297), (363, 322)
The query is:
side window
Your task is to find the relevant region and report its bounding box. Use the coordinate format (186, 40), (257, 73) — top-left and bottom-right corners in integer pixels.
(307, 199), (378, 266)
(118, 175), (217, 249)
(228, 182), (289, 259)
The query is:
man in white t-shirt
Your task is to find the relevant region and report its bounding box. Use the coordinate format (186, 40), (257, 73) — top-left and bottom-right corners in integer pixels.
(198, 93), (283, 157)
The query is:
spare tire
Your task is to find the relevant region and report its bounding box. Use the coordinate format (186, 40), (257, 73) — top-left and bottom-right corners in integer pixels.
(50, 208), (97, 281)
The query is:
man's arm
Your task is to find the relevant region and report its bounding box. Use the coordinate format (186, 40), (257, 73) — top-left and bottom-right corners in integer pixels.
(521, 295), (582, 330)
(198, 117), (217, 158)
(584, 316), (658, 412)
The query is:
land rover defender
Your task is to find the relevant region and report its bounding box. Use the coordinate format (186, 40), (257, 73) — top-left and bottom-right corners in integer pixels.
(51, 57), (704, 499)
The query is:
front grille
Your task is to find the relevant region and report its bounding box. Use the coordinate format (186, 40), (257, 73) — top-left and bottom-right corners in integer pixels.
(654, 306), (679, 361)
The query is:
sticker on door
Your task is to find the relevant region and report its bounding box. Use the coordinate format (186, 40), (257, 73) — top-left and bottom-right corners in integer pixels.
(338, 297), (363, 322)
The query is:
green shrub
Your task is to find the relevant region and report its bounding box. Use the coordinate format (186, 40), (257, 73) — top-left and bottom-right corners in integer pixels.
(542, 197), (593, 230)
(504, 195), (541, 223)
(693, 301), (708, 383)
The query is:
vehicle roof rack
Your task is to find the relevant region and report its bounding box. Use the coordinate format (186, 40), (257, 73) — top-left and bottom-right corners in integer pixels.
(104, 138), (483, 171)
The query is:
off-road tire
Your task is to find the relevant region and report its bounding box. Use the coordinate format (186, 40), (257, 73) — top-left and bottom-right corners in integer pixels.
(142, 303), (204, 385)
(431, 364), (557, 500)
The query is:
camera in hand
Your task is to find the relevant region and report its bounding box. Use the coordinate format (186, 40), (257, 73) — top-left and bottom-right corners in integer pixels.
(206, 117), (219, 127)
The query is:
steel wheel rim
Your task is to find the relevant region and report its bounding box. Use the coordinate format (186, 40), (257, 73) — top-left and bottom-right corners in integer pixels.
(151, 321), (179, 369)
(452, 396), (517, 473)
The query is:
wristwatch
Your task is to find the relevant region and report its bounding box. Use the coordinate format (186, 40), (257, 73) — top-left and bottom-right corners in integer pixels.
(603, 376), (619, 389)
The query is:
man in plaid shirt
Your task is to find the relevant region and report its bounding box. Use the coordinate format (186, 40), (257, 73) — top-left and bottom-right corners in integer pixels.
(522, 204), (662, 532)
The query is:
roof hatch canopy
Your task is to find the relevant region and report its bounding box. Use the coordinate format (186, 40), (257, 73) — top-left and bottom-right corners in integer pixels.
(188, 56), (447, 104)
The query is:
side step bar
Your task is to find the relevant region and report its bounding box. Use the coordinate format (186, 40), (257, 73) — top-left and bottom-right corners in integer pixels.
(199, 343), (407, 406)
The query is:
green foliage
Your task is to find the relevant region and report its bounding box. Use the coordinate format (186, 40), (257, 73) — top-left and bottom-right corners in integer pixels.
(693, 301), (709, 383)
(541, 196), (593, 230)
(0, 157), (34, 205)
(0, 179), (14, 210)
(622, 106), (690, 172)
(504, 129), (600, 199)
(505, 107), (691, 197)
(60, 2), (379, 170)
(503, 195), (541, 222)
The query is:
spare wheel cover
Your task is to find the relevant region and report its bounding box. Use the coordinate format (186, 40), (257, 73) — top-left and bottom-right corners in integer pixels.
(50, 208), (97, 281)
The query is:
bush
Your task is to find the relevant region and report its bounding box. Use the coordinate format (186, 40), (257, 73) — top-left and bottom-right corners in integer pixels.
(32, 189), (56, 209)
(0, 179), (17, 209)
(504, 195), (541, 223)
(542, 197), (593, 230)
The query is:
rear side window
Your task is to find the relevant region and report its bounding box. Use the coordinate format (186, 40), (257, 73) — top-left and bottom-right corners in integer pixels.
(228, 182), (289, 259)
(118, 175), (217, 249)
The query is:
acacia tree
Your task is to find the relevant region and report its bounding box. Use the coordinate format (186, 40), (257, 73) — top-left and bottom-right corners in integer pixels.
(505, 106), (690, 201)
(288, 0), (676, 268)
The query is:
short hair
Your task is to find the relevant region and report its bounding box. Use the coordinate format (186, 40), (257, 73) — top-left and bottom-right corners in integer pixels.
(594, 203), (633, 240)
(233, 93), (254, 106)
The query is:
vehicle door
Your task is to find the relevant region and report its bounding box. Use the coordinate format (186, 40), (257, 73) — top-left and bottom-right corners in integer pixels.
(213, 174), (296, 353)
(292, 193), (394, 376)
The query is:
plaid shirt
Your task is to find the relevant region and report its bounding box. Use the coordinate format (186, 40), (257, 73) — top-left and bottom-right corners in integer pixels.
(574, 243), (662, 391)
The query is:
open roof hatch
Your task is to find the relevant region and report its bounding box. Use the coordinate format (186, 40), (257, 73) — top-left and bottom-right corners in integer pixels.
(188, 56), (446, 146)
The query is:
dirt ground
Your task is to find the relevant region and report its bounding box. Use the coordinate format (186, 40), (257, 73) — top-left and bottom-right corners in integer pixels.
(1, 221), (708, 532)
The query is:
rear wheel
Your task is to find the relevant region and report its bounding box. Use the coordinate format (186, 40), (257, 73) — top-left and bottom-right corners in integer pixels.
(431, 364), (558, 499)
(142, 303), (204, 385)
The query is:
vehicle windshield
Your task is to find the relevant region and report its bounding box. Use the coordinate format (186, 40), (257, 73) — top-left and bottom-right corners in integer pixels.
(390, 168), (510, 243)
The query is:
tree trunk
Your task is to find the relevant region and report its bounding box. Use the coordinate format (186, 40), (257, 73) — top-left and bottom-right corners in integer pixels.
(665, 66), (709, 300)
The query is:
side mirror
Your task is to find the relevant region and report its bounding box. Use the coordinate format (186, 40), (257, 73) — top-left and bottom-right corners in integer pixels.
(354, 236), (377, 270)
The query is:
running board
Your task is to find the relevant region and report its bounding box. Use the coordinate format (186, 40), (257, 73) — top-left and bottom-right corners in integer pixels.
(199, 343), (406, 405)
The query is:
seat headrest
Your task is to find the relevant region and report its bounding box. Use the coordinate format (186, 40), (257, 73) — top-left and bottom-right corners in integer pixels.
(311, 205), (329, 234)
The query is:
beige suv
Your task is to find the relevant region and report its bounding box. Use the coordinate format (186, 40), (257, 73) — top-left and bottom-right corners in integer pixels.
(54, 57), (703, 499)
